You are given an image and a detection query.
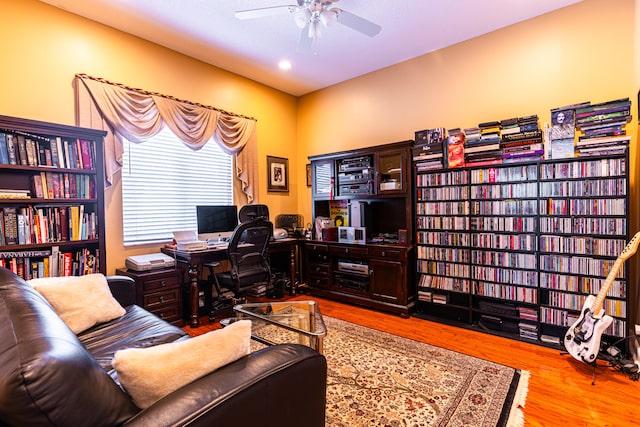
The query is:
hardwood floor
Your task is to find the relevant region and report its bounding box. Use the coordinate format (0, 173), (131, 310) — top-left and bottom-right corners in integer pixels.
(184, 295), (640, 427)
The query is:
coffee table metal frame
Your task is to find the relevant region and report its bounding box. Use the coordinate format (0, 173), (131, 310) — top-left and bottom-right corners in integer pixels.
(232, 301), (326, 354)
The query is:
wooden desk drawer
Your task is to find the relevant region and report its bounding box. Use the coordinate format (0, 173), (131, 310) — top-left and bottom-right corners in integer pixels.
(306, 274), (331, 289)
(331, 245), (368, 257)
(369, 247), (404, 260)
(148, 305), (182, 324)
(143, 288), (181, 309)
(307, 262), (330, 276)
(306, 242), (329, 252)
(143, 275), (180, 292)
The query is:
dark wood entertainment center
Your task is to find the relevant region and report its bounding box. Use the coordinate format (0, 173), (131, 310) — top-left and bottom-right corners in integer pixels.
(305, 140), (416, 317)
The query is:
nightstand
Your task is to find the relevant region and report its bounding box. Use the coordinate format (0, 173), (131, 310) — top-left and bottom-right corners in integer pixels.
(115, 268), (184, 326)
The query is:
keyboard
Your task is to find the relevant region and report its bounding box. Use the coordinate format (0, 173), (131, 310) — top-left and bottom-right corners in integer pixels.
(207, 241), (229, 249)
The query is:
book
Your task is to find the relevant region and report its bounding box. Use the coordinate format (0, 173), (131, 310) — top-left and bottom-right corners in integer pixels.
(39, 172), (49, 199)
(32, 175), (44, 198)
(49, 137), (60, 167)
(16, 135), (28, 166)
(55, 137), (65, 168)
(79, 139), (93, 169)
(45, 172), (54, 199)
(0, 133), (9, 164)
(16, 214), (25, 245)
(550, 138), (575, 159)
(329, 200), (349, 227)
(6, 134), (18, 165)
(447, 129), (465, 168)
(59, 207), (69, 241)
(3, 207), (18, 245)
(25, 138), (36, 166)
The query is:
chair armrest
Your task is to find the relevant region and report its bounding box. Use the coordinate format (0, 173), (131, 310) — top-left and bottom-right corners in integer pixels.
(106, 275), (137, 307)
(124, 344), (327, 427)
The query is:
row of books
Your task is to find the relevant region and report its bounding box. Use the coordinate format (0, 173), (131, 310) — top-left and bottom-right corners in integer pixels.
(0, 130), (96, 170)
(414, 98), (632, 169)
(0, 246), (99, 280)
(32, 171), (96, 199)
(413, 128), (447, 170)
(413, 115), (543, 170)
(549, 98), (632, 158)
(0, 205), (98, 246)
(417, 290), (449, 304)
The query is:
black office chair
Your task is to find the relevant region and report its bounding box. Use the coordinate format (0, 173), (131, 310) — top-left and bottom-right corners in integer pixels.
(210, 218), (274, 319)
(238, 204), (269, 223)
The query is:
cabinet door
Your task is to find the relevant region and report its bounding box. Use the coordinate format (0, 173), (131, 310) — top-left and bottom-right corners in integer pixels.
(312, 159), (334, 199)
(370, 258), (405, 303)
(376, 149), (406, 194)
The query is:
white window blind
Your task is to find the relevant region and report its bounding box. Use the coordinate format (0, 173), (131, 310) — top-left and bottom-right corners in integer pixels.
(122, 127), (233, 246)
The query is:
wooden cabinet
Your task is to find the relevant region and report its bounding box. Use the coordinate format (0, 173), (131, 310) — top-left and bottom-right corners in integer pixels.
(0, 114), (106, 278)
(306, 140), (415, 316)
(116, 267), (184, 326)
(303, 241), (414, 317)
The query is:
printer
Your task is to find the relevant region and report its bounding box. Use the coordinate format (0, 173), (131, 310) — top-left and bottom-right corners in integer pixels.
(172, 230), (207, 251)
(125, 253), (176, 272)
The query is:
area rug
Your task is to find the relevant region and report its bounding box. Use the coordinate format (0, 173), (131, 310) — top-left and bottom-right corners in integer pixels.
(251, 315), (529, 427)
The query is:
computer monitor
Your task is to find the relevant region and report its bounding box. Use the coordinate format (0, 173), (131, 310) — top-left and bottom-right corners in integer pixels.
(196, 205), (238, 242)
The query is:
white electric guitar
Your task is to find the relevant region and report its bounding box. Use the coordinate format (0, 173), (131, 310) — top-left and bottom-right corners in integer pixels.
(564, 231), (640, 364)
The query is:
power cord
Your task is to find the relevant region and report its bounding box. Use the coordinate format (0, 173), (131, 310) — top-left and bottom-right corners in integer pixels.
(598, 338), (639, 381)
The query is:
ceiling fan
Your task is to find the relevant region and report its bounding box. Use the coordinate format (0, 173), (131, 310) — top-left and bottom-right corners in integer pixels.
(235, 0), (382, 52)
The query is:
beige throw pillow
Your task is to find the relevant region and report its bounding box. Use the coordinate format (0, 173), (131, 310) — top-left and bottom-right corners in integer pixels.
(113, 319), (252, 409)
(28, 273), (126, 334)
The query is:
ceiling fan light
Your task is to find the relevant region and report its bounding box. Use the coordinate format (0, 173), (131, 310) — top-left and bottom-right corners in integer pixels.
(294, 8), (311, 28)
(320, 9), (337, 27)
(308, 20), (321, 39)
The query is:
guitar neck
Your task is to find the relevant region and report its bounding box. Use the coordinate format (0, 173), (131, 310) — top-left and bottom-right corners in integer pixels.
(588, 231), (640, 316)
(590, 257), (623, 314)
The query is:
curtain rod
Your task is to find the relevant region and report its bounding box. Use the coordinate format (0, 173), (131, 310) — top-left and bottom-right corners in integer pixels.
(75, 73), (257, 122)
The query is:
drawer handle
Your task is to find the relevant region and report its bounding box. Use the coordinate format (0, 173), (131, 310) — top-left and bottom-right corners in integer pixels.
(160, 296), (165, 303)
(161, 281), (166, 287)
(345, 248), (349, 253)
(381, 251), (385, 257)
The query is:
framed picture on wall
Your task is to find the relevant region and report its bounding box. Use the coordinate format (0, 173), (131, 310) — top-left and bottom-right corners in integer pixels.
(267, 156), (289, 192)
(306, 164), (312, 187)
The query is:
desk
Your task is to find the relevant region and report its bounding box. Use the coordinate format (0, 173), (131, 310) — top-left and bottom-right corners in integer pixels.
(162, 238), (300, 328)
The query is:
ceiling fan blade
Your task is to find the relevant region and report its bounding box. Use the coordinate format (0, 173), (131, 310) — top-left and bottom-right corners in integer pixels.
(296, 24), (313, 52)
(235, 5), (297, 20)
(335, 9), (381, 37)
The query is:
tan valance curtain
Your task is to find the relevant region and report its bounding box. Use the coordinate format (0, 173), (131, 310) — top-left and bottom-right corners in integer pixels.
(74, 73), (258, 202)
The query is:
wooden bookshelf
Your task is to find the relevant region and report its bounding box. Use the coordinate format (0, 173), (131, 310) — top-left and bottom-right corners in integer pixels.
(0, 114), (106, 278)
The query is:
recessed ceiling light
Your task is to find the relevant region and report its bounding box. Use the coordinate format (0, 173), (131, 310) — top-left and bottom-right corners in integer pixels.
(278, 60), (292, 71)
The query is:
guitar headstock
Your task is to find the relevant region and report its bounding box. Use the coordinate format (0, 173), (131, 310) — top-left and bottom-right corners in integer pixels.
(620, 231), (640, 261)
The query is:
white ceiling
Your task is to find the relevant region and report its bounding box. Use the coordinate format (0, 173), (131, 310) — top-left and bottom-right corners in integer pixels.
(39, 0), (582, 97)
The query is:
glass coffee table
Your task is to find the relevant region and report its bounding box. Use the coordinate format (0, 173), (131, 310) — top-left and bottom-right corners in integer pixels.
(228, 301), (326, 354)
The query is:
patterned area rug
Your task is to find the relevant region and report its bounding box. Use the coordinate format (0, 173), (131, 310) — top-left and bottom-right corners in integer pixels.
(251, 315), (528, 427)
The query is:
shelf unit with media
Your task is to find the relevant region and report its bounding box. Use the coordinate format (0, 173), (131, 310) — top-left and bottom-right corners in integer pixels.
(414, 151), (630, 347)
(306, 140), (416, 317)
(0, 114), (107, 278)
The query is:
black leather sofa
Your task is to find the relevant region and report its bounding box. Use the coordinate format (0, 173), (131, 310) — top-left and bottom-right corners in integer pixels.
(0, 267), (327, 426)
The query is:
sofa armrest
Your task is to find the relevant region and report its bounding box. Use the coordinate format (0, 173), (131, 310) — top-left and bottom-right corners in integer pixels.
(124, 344), (327, 427)
(106, 275), (137, 307)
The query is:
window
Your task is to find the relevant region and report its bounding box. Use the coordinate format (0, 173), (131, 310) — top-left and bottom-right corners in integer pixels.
(122, 127), (233, 246)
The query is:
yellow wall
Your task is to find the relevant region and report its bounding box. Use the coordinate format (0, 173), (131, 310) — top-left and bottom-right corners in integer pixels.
(1, 0), (639, 276)
(0, 0), (299, 272)
(298, 0), (639, 227)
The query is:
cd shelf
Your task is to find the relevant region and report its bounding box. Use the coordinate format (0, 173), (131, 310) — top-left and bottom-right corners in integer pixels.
(414, 151), (629, 346)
